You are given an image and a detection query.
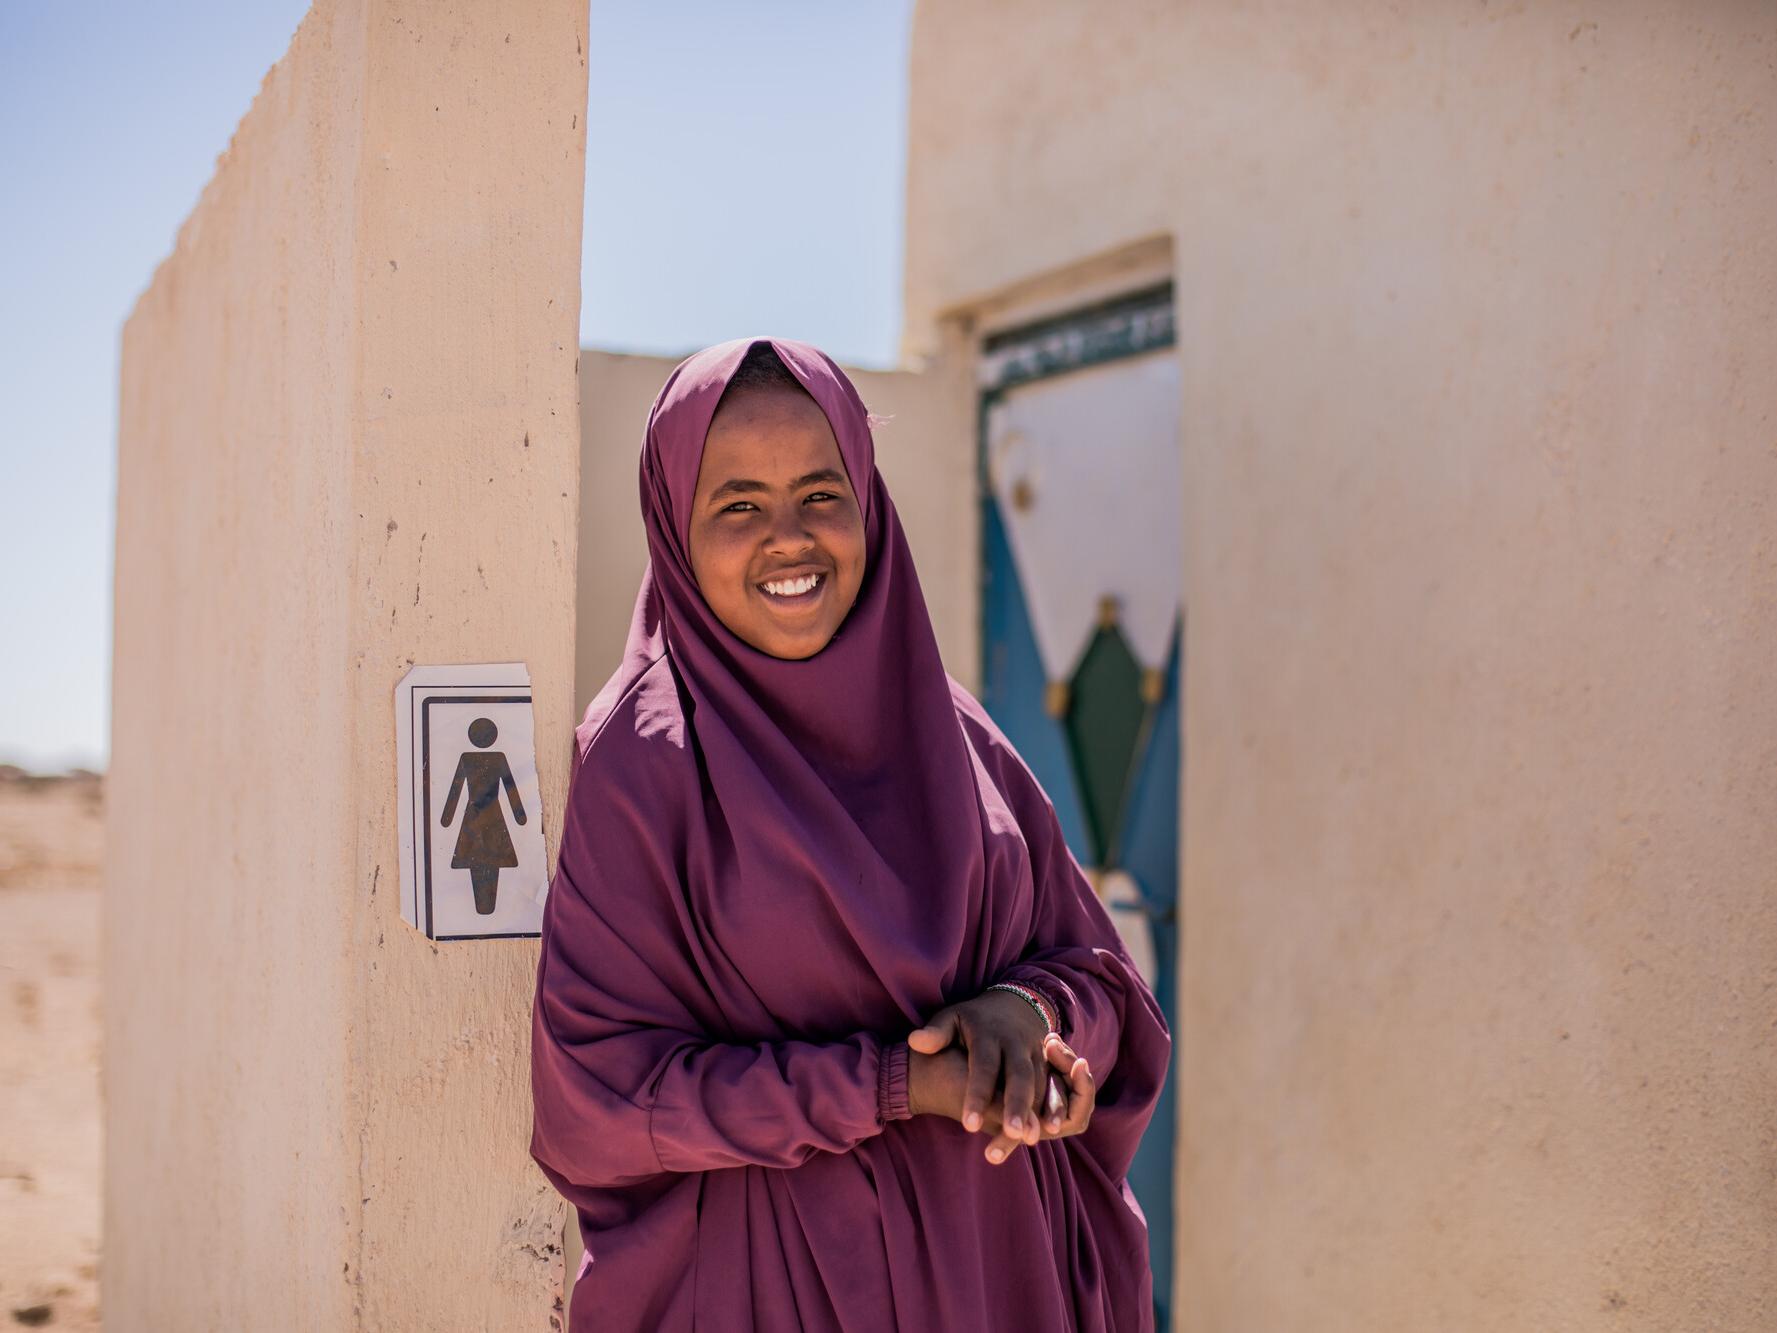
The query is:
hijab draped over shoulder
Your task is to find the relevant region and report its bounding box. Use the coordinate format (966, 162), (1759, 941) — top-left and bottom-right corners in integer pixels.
(530, 336), (1171, 1332)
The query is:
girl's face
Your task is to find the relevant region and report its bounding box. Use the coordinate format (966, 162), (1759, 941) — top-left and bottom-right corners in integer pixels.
(687, 386), (867, 660)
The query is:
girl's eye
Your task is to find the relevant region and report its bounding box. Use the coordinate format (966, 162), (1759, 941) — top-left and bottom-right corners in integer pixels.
(722, 492), (838, 514)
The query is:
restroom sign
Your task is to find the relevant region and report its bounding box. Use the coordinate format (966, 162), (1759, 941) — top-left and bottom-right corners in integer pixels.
(394, 662), (549, 940)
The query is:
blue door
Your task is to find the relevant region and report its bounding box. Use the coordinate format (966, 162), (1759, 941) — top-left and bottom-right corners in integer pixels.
(976, 284), (1181, 1331)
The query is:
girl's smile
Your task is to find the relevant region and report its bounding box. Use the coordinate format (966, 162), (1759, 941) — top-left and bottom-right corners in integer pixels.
(757, 567), (826, 608)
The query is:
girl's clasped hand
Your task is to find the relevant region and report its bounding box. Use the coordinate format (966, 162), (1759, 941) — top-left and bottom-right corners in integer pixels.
(904, 988), (1096, 1165)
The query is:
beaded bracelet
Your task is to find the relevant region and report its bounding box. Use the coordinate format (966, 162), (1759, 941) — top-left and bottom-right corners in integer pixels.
(985, 981), (1058, 1036)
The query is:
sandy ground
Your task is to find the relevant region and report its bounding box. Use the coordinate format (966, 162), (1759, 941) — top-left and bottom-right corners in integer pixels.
(0, 775), (103, 1330)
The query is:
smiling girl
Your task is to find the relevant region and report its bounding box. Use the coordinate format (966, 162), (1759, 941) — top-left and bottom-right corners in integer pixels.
(529, 337), (1170, 1332)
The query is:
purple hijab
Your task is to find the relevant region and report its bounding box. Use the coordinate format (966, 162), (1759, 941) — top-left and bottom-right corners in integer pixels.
(529, 336), (1171, 1331)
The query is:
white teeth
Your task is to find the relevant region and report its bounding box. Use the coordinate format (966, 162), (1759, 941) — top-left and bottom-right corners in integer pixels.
(762, 572), (822, 597)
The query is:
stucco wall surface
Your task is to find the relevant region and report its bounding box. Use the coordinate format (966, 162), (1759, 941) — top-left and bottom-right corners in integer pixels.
(575, 340), (977, 722)
(907, 2), (1777, 1329)
(108, 1), (587, 1327)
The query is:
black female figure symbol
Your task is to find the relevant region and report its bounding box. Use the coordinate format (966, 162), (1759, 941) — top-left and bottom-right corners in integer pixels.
(440, 717), (527, 915)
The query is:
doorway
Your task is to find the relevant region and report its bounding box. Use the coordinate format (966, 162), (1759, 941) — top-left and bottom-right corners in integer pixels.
(975, 282), (1182, 1331)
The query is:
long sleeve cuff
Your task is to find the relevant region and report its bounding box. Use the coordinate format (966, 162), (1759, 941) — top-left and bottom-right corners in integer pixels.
(877, 1039), (912, 1122)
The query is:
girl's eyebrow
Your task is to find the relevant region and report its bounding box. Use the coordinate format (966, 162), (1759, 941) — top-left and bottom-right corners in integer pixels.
(708, 468), (848, 502)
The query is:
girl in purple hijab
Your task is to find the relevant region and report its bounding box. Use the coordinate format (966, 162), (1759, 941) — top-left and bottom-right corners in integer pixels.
(529, 336), (1171, 1331)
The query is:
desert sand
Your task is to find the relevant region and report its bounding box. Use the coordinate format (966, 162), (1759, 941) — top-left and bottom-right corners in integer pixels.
(0, 771), (103, 1330)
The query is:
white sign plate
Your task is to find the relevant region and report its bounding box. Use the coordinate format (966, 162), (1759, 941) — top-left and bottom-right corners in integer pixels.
(394, 662), (549, 940)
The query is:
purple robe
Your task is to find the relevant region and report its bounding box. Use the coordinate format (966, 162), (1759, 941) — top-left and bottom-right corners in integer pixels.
(529, 337), (1171, 1331)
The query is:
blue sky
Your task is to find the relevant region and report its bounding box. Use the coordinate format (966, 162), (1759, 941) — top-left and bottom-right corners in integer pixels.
(0, 1), (911, 772)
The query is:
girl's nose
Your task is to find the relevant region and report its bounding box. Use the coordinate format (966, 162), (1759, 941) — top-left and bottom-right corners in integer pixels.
(764, 507), (815, 553)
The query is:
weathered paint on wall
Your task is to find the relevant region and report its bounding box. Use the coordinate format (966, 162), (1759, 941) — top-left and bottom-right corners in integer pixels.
(107, 1), (588, 1327)
(907, 2), (1777, 1327)
(575, 337), (977, 722)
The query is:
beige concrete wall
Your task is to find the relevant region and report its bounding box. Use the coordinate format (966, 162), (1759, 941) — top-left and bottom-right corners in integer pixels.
(575, 337), (977, 720)
(108, 1), (587, 1327)
(573, 350), (673, 733)
(907, 2), (1777, 1328)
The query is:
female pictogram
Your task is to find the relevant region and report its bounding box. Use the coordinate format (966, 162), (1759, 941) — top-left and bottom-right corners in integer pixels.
(440, 717), (527, 914)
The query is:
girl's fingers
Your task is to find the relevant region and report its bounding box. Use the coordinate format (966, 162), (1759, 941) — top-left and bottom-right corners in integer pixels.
(960, 1040), (1003, 1134)
(1026, 1054), (1051, 1143)
(1039, 1036), (1093, 1136)
(989, 1070), (1068, 1157)
(907, 1008), (961, 1055)
(1060, 1053), (1094, 1136)
(983, 1129), (1022, 1165)
(1001, 1046), (1037, 1144)
(1042, 1034), (1081, 1076)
